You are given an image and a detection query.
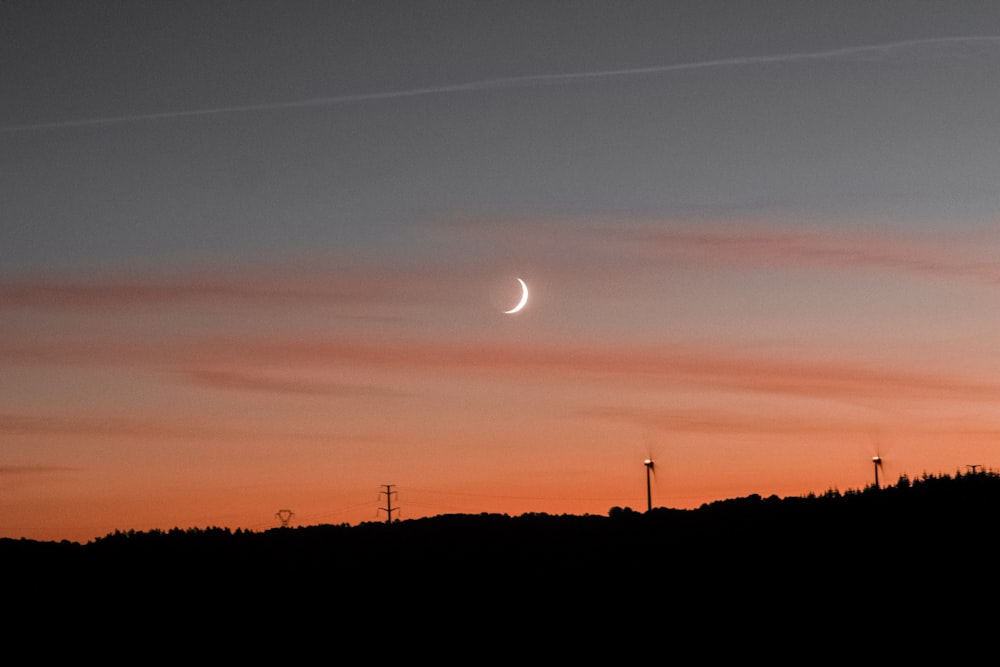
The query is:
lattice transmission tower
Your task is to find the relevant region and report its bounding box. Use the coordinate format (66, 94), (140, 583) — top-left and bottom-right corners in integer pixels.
(275, 508), (295, 528)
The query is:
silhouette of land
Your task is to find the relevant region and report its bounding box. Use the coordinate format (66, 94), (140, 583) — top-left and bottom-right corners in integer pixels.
(6, 470), (995, 645)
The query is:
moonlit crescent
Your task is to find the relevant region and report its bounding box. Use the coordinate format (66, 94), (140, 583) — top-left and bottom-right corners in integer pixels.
(504, 278), (529, 314)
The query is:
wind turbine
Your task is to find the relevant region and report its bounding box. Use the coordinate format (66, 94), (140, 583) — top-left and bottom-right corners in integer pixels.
(872, 454), (883, 490)
(867, 428), (889, 490)
(644, 457), (655, 512)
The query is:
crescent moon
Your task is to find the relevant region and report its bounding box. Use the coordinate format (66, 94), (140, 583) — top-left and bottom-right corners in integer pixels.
(503, 278), (529, 314)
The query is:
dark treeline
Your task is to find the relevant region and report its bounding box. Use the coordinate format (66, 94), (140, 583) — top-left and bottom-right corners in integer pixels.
(7, 470), (997, 645)
(6, 469), (998, 568)
(7, 470), (998, 581)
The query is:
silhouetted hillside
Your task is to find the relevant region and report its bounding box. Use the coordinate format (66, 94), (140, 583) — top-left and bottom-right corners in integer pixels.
(6, 470), (997, 570)
(7, 471), (996, 644)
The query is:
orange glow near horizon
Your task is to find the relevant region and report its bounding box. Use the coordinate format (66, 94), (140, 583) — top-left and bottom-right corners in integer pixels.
(5, 216), (1000, 543)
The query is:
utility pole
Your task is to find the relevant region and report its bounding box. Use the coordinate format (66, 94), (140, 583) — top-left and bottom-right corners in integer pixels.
(379, 484), (399, 524)
(967, 464), (983, 474)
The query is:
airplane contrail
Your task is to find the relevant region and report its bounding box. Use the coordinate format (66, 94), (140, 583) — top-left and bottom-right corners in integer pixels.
(3, 35), (998, 133)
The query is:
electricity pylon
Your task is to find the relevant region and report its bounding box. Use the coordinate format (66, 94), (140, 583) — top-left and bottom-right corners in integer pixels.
(378, 484), (399, 524)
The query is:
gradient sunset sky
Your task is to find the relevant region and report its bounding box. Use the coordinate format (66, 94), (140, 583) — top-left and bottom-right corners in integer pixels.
(5, 1), (1000, 543)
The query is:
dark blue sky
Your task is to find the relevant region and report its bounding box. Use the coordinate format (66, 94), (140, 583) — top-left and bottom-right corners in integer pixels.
(5, 1), (1000, 271)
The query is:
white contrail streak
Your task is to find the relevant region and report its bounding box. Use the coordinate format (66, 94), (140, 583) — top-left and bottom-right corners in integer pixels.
(3, 35), (999, 133)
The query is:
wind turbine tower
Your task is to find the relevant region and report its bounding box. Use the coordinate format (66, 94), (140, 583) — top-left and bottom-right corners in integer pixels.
(872, 455), (883, 489)
(644, 458), (655, 512)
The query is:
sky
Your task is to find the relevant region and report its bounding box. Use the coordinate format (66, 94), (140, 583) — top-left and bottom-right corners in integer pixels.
(5, 1), (1000, 543)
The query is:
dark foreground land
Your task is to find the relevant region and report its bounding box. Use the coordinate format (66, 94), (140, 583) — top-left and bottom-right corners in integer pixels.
(6, 471), (997, 652)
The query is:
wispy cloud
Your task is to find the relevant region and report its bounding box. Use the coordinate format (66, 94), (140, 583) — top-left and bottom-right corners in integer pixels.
(4, 333), (996, 405)
(0, 279), (284, 309)
(218, 338), (998, 404)
(0, 465), (79, 476)
(0, 260), (476, 311)
(4, 217), (1000, 408)
(3, 215), (998, 315)
(184, 368), (405, 398)
(0, 412), (247, 439)
(581, 405), (874, 436)
(0, 411), (382, 443)
(612, 219), (1000, 286)
(4, 36), (998, 133)
(440, 213), (1000, 287)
